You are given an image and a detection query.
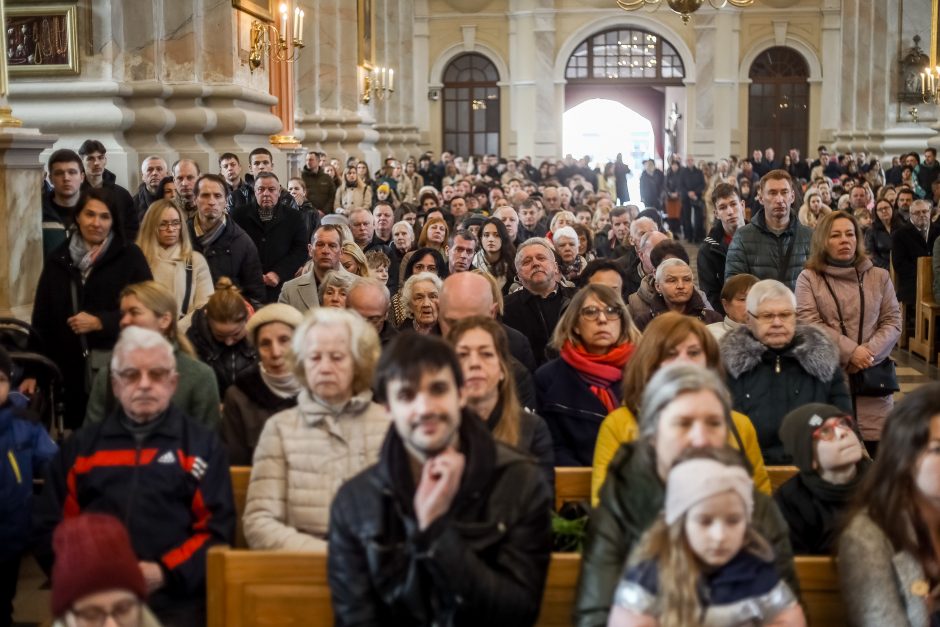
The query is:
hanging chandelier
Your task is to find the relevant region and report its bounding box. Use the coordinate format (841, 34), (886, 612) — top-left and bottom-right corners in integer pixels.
(617, 0), (756, 25)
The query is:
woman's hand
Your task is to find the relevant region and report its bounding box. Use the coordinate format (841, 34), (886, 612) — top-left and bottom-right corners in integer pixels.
(848, 345), (875, 371)
(66, 312), (102, 335)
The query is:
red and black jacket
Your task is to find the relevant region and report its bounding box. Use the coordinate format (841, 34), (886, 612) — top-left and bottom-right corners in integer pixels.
(32, 405), (235, 598)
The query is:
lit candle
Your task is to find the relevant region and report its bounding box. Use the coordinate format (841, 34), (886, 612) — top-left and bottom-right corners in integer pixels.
(389, 68), (394, 91)
(924, 72), (927, 94)
(298, 9), (304, 43)
(280, 3), (288, 37)
(381, 67), (387, 89)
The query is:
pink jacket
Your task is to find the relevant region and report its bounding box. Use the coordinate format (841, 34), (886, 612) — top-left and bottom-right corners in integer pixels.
(795, 260), (901, 440)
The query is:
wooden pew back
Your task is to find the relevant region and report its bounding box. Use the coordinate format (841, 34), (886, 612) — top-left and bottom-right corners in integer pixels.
(230, 466), (250, 548)
(768, 465), (799, 492)
(554, 466), (591, 510)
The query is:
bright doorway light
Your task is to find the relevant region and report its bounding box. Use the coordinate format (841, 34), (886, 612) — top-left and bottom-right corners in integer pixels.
(563, 98), (656, 204)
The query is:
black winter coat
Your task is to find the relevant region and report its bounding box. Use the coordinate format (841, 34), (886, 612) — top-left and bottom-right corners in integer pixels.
(697, 221), (733, 315)
(864, 218), (896, 270)
(327, 410), (553, 627)
(187, 218), (266, 307)
(502, 286), (575, 367)
(721, 325), (853, 464)
(231, 202), (308, 303)
(891, 222), (940, 304)
(185, 308), (258, 397)
(32, 236), (152, 428)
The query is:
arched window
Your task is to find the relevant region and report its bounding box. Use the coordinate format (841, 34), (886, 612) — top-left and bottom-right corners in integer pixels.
(747, 46), (809, 156)
(565, 27), (685, 83)
(442, 53), (500, 157)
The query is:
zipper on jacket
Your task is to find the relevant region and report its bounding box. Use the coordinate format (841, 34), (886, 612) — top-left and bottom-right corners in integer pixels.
(124, 440), (143, 526)
(775, 355), (781, 374)
(7, 449), (21, 484)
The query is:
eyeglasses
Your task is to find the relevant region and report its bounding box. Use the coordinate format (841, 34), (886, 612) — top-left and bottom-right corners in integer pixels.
(114, 367), (175, 385)
(580, 305), (622, 321)
(748, 310), (796, 323)
(158, 220), (182, 231)
(812, 416), (854, 441)
(70, 598), (140, 626)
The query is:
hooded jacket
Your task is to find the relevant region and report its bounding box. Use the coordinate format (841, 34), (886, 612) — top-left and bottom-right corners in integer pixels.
(627, 274), (722, 331)
(327, 410), (553, 627)
(724, 210), (812, 291)
(721, 324), (853, 464)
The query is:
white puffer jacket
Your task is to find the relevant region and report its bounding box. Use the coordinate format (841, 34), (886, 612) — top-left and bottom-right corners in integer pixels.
(243, 388), (389, 551)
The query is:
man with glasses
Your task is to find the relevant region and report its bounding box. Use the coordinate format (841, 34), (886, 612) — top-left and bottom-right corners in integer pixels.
(720, 279), (851, 464)
(279, 224), (345, 313)
(894, 200), (940, 331)
(33, 327), (235, 627)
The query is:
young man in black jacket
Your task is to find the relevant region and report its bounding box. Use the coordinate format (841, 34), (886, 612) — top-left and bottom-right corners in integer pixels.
(697, 182), (746, 315)
(328, 334), (552, 627)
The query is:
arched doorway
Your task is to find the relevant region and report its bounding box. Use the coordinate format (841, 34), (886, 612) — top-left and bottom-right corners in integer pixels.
(747, 46), (809, 157)
(442, 53), (500, 157)
(563, 26), (686, 165)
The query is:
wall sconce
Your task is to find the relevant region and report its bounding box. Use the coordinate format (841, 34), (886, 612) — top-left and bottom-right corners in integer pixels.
(428, 88), (441, 101)
(361, 65), (394, 104)
(248, 2), (305, 73)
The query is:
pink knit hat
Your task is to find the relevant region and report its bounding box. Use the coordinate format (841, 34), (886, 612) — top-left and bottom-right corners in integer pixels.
(664, 458), (753, 525)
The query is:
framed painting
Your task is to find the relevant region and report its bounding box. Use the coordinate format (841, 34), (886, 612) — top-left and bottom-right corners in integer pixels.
(5, 4), (79, 76)
(232, 0), (273, 23)
(358, 0), (374, 68)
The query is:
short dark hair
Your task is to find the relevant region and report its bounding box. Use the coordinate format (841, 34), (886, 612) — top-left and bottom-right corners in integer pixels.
(609, 206), (629, 220)
(650, 239), (689, 268)
(218, 152), (239, 165)
(711, 182), (740, 206)
(449, 228), (477, 247)
(374, 333), (464, 404)
(720, 273), (759, 303)
(578, 258), (626, 288)
(78, 139), (106, 157)
(249, 147), (273, 162)
(47, 148), (84, 172)
(194, 173), (228, 196)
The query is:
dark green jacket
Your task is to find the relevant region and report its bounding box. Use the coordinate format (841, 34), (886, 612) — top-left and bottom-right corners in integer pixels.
(573, 441), (797, 627)
(724, 210), (812, 291)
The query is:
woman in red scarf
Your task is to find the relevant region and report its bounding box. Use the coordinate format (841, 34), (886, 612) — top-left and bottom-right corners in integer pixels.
(534, 284), (639, 466)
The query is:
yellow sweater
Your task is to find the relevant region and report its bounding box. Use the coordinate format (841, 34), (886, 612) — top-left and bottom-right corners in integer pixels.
(591, 406), (772, 506)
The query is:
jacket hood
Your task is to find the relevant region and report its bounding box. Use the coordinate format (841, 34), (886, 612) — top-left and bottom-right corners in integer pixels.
(636, 274), (657, 306)
(720, 323), (840, 380)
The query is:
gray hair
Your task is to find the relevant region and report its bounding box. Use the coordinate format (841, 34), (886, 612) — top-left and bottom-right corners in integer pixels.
(745, 279), (796, 313)
(654, 257), (691, 285)
(110, 326), (176, 374)
(553, 226), (578, 244)
(514, 237), (555, 271)
(291, 307), (380, 395)
(638, 364), (732, 439)
(401, 271), (443, 316)
(392, 220), (414, 240)
(630, 217), (656, 240)
(348, 275), (390, 307)
(318, 269), (357, 304)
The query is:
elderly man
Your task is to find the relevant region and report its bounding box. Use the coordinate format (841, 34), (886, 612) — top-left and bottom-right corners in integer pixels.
(134, 155), (167, 219)
(503, 238), (576, 366)
(232, 171), (308, 303)
(628, 258), (722, 331)
(493, 205), (520, 242)
(348, 208), (388, 254)
(372, 201), (395, 246)
(345, 276), (396, 347)
(33, 327), (235, 627)
(618, 216), (658, 297)
(172, 158), (201, 218)
(721, 280), (852, 464)
(280, 224), (345, 313)
(447, 229), (477, 274)
(188, 173), (265, 306)
(724, 170), (812, 291)
(328, 333), (552, 626)
(698, 182), (746, 315)
(894, 199), (940, 327)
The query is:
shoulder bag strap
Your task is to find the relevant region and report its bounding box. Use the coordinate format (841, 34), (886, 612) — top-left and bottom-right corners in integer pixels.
(69, 275), (90, 358)
(855, 269), (865, 345)
(820, 274), (849, 338)
(181, 262), (193, 317)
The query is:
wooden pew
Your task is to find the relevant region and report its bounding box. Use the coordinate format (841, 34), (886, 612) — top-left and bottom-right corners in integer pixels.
(207, 548), (845, 627)
(909, 256), (940, 363)
(554, 466), (592, 510)
(767, 465), (799, 492)
(230, 466), (250, 549)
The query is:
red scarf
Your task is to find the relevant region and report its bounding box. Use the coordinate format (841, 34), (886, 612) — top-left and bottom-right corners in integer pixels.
(559, 340), (634, 413)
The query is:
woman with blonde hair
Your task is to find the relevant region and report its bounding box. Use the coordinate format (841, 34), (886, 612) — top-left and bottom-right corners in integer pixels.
(136, 199), (214, 331)
(339, 241), (372, 278)
(797, 188), (831, 229)
(243, 307), (387, 550)
(333, 165), (372, 213)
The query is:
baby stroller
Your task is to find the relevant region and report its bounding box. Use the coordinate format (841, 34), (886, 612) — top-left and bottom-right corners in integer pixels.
(0, 318), (65, 439)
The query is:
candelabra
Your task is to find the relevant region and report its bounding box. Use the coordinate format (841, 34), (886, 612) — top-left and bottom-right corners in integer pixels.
(361, 66), (395, 104)
(922, 66), (940, 105)
(616, 0), (754, 25)
(248, 2), (305, 73)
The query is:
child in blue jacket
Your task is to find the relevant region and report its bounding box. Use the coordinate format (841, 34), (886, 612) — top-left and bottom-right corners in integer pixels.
(0, 345), (56, 627)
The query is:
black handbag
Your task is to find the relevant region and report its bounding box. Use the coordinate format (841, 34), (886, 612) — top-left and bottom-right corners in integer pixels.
(822, 273), (899, 397)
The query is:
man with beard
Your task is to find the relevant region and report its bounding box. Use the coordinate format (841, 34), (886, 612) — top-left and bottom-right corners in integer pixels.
(698, 182), (746, 315)
(327, 333), (552, 626)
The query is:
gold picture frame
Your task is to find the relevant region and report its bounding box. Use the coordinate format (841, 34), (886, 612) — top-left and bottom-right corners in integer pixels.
(232, 0), (273, 23)
(5, 4), (79, 76)
(358, 0), (374, 68)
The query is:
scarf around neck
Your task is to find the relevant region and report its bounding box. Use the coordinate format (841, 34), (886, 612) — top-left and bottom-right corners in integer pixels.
(560, 339), (634, 412)
(259, 365), (302, 399)
(69, 231), (114, 282)
(195, 215), (226, 248)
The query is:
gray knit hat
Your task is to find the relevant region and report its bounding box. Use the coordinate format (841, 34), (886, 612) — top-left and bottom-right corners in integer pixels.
(778, 403), (849, 473)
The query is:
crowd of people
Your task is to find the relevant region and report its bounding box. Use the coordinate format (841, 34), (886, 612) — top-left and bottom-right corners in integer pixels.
(5, 139), (940, 627)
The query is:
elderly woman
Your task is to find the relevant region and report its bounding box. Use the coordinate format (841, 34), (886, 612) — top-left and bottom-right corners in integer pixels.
(391, 247), (448, 326)
(549, 210), (577, 235)
(592, 312), (769, 505)
(839, 384), (940, 626)
(795, 211), (901, 454)
(708, 273), (759, 341)
(553, 226), (586, 281)
(318, 270), (356, 308)
(575, 364), (797, 627)
(628, 258), (722, 331)
(136, 200), (214, 332)
(243, 308), (387, 550)
(388, 219), (414, 294)
(722, 279), (852, 465)
(535, 284), (640, 466)
(221, 304), (305, 465)
(398, 272), (443, 335)
(447, 316), (554, 489)
(32, 188), (153, 428)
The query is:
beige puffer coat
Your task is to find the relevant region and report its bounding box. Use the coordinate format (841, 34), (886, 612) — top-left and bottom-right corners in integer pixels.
(242, 388), (389, 550)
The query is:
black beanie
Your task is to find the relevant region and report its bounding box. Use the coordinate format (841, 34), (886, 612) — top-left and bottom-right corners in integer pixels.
(778, 403), (847, 473)
(0, 345), (12, 381)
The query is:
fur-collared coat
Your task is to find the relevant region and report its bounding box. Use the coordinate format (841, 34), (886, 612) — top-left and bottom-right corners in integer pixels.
(720, 324), (853, 465)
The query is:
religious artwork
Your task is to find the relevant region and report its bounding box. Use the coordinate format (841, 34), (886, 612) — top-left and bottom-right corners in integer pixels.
(898, 35), (930, 104)
(232, 0), (273, 23)
(5, 4), (79, 76)
(358, 0), (374, 68)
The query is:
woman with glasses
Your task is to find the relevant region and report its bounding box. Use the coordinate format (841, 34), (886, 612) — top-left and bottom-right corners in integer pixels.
(136, 200), (214, 332)
(534, 284), (640, 466)
(795, 211), (900, 455)
(721, 279), (852, 465)
(865, 197), (904, 270)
